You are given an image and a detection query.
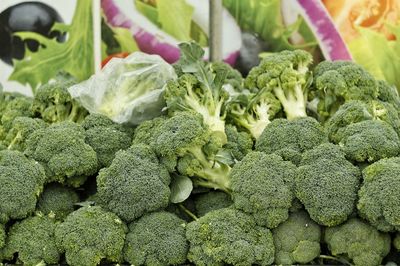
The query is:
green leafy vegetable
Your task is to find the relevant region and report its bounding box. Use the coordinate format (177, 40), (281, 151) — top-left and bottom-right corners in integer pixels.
(170, 175), (193, 203)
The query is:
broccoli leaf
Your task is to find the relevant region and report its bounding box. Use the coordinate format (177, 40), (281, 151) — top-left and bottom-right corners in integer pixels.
(170, 175), (193, 203)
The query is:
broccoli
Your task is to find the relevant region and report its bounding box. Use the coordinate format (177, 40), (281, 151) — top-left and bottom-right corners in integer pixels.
(0, 150), (46, 223)
(37, 183), (80, 220)
(97, 144), (171, 222)
(186, 208), (275, 266)
(24, 121), (98, 187)
(394, 233), (400, 251)
(357, 157), (400, 232)
(0, 223), (5, 249)
(324, 218), (391, 266)
(1, 215), (60, 266)
(123, 211), (189, 266)
(2, 117), (46, 151)
(245, 50), (313, 120)
(272, 211), (321, 265)
(194, 191), (233, 217)
(337, 120), (400, 163)
(208, 61), (244, 92)
(223, 124), (253, 162)
(132, 116), (167, 145)
(296, 143), (361, 226)
(165, 43), (235, 145)
(55, 206), (127, 266)
(82, 113), (133, 168)
(256, 117), (328, 165)
(310, 60), (379, 120)
(377, 80), (400, 110)
(230, 152), (296, 228)
(32, 76), (87, 124)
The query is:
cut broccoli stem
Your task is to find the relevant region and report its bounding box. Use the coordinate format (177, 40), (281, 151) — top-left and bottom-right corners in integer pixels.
(178, 204), (198, 221)
(319, 255), (353, 266)
(273, 84), (307, 120)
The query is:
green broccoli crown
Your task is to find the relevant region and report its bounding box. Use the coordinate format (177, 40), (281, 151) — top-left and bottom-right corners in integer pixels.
(227, 88), (282, 139)
(132, 116), (167, 146)
(256, 117), (328, 165)
(55, 206), (127, 266)
(123, 211), (188, 266)
(376, 80), (400, 109)
(0, 223), (5, 249)
(230, 151), (296, 228)
(296, 143), (361, 226)
(82, 113), (133, 168)
(324, 218), (391, 266)
(24, 121), (98, 187)
(245, 50), (312, 120)
(32, 77), (87, 124)
(223, 124), (253, 162)
(337, 120), (400, 163)
(311, 60), (379, 120)
(272, 211), (321, 265)
(3, 117), (47, 152)
(2, 215), (60, 266)
(0, 150), (46, 223)
(97, 144), (171, 222)
(0, 95), (33, 134)
(37, 183), (80, 220)
(186, 208), (275, 266)
(209, 61), (244, 92)
(357, 157), (400, 232)
(194, 191), (233, 217)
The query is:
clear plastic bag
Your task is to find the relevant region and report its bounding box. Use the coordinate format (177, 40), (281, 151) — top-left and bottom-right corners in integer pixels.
(68, 52), (176, 125)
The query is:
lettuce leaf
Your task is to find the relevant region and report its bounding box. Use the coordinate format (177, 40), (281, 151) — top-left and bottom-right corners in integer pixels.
(9, 0), (94, 90)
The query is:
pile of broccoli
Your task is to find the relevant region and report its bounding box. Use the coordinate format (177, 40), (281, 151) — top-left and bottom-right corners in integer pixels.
(0, 43), (400, 266)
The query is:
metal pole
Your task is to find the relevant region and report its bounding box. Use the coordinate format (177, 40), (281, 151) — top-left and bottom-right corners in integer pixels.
(209, 0), (223, 62)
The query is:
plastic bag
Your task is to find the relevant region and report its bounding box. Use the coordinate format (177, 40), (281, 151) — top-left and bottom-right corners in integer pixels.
(68, 52), (176, 125)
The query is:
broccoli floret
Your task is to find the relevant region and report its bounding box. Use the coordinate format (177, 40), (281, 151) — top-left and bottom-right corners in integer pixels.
(0, 95), (33, 139)
(97, 144), (171, 222)
(223, 124), (253, 162)
(245, 50), (313, 120)
(310, 60), (379, 120)
(256, 117), (328, 165)
(337, 120), (400, 163)
(25, 121), (98, 187)
(230, 152), (296, 228)
(165, 43), (235, 145)
(1, 215), (60, 266)
(32, 77), (87, 124)
(272, 211), (321, 265)
(227, 88), (281, 139)
(194, 191), (233, 217)
(2, 117), (46, 151)
(55, 206), (127, 266)
(0, 223), (5, 249)
(186, 208), (275, 266)
(123, 211), (188, 266)
(82, 113), (133, 168)
(324, 218), (391, 266)
(209, 61), (244, 92)
(37, 183), (80, 220)
(0, 150), (46, 223)
(377, 80), (400, 110)
(357, 157), (400, 232)
(132, 116), (167, 145)
(296, 143), (361, 226)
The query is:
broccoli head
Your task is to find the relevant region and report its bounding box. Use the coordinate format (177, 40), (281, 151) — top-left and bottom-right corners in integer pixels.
(357, 157), (400, 232)
(256, 117), (328, 165)
(0, 223), (5, 249)
(194, 191), (233, 217)
(2, 117), (46, 151)
(132, 116), (167, 145)
(337, 120), (400, 163)
(1, 215), (60, 266)
(324, 218), (391, 266)
(272, 211), (321, 265)
(245, 49), (313, 120)
(209, 61), (244, 92)
(55, 206), (127, 266)
(24, 121), (98, 187)
(123, 211), (189, 266)
(82, 113), (133, 168)
(230, 152), (296, 228)
(0, 94), (33, 138)
(186, 208), (275, 266)
(223, 124), (253, 162)
(32, 76), (87, 124)
(0, 150), (46, 223)
(296, 143), (361, 226)
(310, 60), (379, 120)
(227, 88), (281, 139)
(377, 80), (400, 110)
(97, 144), (171, 222)
(37, 183), (80, 220)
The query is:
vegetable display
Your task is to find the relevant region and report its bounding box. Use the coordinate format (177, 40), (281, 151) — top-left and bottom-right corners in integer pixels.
(0, 42), (400, 266)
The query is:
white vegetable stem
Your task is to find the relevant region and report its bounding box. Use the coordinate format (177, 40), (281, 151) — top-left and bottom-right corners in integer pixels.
(209, 0), (223, 62)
